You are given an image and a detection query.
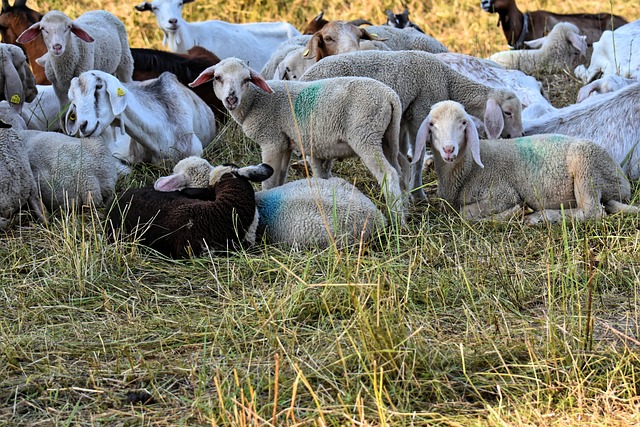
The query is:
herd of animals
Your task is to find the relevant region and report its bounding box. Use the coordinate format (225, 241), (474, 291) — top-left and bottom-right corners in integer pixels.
(0, 0), (638, 258)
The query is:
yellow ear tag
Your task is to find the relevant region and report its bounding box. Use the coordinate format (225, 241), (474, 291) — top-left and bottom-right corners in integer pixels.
(116, 87), (125, 96)
(10, 94), (20, 104)
(302, 48), (310, 57)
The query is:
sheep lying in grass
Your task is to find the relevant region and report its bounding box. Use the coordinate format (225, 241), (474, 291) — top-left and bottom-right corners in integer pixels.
(189, 57), (408, 224)
(17, 10), (134, 110)
(489, 22), (587, 74)
(0, 120), (44, 228)
(152, 157), (387, 250)
(415, 101), (637, 224)
(108, 158), (274, 258)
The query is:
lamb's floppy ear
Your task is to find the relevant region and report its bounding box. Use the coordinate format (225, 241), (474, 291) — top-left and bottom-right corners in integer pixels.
(412, 116), (431, 165)
(465, 115), (483, 168)
(236, 163), (274, 182)
(154, 173), (190, 192)
(523, 35), (547, 49)
(568, 32), (587, 56)
(2, 55), (25, 113)
(15, 53), (37, 103)
(16, 22), (41, 43)
(104, 76), (128, 116)
(134, 2), (153, 12)
(483, 98), (504, 140)
(249, 69), (273, 93)
(189, 66), (215, 88)
(70, 22), (95, 43)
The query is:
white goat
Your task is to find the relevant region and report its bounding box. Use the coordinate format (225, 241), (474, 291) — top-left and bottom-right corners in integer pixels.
(576, 74), (638, 102)
(135, 0), (300, 70)
(574, 19), (640, 83)
(17, 10), (134, 110)
(65, 70), (216, 165)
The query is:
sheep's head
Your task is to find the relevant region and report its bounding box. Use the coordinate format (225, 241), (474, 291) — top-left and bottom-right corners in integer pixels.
(65, 70), (126, 138)
(486, 90), (523, 139)
(189, 57), (273, 111)
(305, 21), (373, 61)
(135, 0), (193, 34)
(17, 11), (94, 56)
(415, 100), (483, 168)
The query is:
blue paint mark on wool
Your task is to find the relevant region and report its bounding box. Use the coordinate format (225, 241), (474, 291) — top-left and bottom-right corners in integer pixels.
(257, 189), (284, 228)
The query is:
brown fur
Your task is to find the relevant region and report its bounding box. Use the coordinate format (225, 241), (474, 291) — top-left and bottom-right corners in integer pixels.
(303, 11), (371, 35)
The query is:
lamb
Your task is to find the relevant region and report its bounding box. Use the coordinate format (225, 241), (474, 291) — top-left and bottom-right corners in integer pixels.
(16, 10), (134, 110)
(385, 8), (424, 33)
(64, 70), (216, 165)
(108, 158), (274, 258)
(189, 57), (409, 224)
(574, 19), (640, 84)
(134, 0), (300, 71)
(416, 100), (637, 224)
(0, 119), (44, 228)
(0, 43), (36, 113)
(358, 25), (448, 53)
(154, 157), (387, 250)
(576, 74), (638, 103)
(23, 129), (119, 211)
(300, 50), (523, 201)
(523, 82), (640, 180)
(302, 11), (371, 35)
(480, 0), (627, 49)
(488, 22), (587, 75)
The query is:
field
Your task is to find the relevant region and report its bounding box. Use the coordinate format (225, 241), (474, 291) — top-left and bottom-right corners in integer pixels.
(2, 0), (640, 425)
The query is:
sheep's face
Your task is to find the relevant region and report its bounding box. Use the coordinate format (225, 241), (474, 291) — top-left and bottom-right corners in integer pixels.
(66, 71), (121, 138)
(135, 0), (194, 33)
(497, 93), (523, 139)
(428, 105), (469, 163)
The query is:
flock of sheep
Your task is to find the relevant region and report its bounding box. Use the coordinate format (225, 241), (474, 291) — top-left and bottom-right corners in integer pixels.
(0, 0), (638, 257)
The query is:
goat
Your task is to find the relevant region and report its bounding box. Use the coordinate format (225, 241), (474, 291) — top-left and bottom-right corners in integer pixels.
(135, 0), (300, 70)
(480, 0), (627, 49)
(0, 0), (48, 84)
(302, 11), (372, 35)
(385, 8), (424, 33)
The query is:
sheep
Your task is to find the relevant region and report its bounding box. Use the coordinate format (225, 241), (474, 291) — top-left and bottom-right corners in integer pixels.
(108, 157), (274, 258)
(189, 57), (409, 224)
(16, 10), (134, 110)
(574, 19), (640, 84)
(0, 119), (44, 228)
(488, 22), (587, 75)
(480, 0), (627, 49)
(415, 100), (637, 224)
(357, 25), (448, 53)
(385, 8), (424, 33)
(0, 0), (49, 84)
(134, 0), (300, 71)
(523, 82), (640, 180)
(302, 11), (371, 35)
(17, 84), (61, 131)
(64, 70), (216, 166)
(0, 43), (36, 113)
(435, 52), (551, 110)
(261, 35), (311, 79)
(576, 74), (638, 102)
(23, 129), (119, 211)
(300, 49), (523, 201)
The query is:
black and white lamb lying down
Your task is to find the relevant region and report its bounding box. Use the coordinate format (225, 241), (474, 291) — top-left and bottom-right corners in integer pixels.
(108, 159), (273, 258)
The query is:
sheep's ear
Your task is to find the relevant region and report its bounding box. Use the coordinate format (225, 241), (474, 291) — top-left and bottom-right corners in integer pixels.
(14, 53), (37, 103)
(70, 23), (95, 43)
(465, 116), (483, 168)
(412, 116), (431, 165)
(523, 35), (547, 49)
(484, 98), (504, 139)
(154, 173), (190, 192)
(134, 2), (153, 12)
(274, 61), (288, 80)
(105, 78), (128, 116)
(189, 66), (215, 87)
(568, 32), (587, 56)
(236, 163), (274, 182)
(2, 54), (25, 113)
(249, 70), (273, 93)
(16, 22), (41, 44)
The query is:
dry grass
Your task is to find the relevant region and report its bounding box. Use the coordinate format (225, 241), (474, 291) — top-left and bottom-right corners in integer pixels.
(2, 0), (640, 426)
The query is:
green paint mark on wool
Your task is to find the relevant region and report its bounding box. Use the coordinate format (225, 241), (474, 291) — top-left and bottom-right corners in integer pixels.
(294, 83), (324, 123)
(514, 135), (567, 169)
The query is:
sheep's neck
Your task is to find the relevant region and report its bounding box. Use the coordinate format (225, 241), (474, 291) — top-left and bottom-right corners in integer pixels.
(496, 3), (526, 48)
(227, 86), (259, 125)
(434, 152), (475, 207)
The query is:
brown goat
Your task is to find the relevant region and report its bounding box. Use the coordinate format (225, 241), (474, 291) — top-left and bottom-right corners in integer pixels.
(303, 11), (371, 35)
(481, 0), (627, 49)
(0, 0), (48, 84)
(305, 20), (375, 61)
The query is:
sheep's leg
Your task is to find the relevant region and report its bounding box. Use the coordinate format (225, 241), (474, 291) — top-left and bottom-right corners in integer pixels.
(28, 195), (47, 223)
(187, 135), (204, 157)
(261, 147), (291, 189)
(309, 157), (333, 179)
(357, 150), (406, 225)
(462, 201), (522, 221)
(604, 200), (639, 214)
(572, 176), (604, 220)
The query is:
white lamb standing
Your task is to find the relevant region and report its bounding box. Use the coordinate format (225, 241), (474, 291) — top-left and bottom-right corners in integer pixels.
(16, 10), (134, 111)
(65, 70), (216, 165)
(135, 0), (300, 71)
(489, 22), (587, 75)
(574, 19), (640, 84)
(415, 100), (637, 224)
(189, 57), (409, 224)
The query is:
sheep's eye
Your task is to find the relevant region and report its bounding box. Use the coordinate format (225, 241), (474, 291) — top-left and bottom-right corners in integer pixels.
(242, 77), (251, 84)
(213, 75), (222, 82)
(504, 111), (512, 117)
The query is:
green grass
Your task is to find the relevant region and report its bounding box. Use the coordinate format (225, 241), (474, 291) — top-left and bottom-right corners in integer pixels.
(3, 0), (640, 425)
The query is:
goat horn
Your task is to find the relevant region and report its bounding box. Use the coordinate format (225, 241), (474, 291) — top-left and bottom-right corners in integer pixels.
(1, 0), (10, 11)
(14, 0), (26, 7)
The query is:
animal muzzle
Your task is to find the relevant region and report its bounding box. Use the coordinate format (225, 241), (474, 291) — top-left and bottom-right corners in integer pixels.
(50, 43), (64, 56)
(480, 0), (494, 12)
(225, 94), (238, 110)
